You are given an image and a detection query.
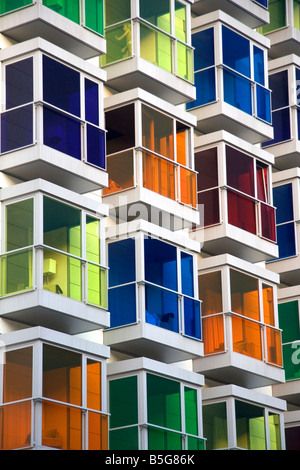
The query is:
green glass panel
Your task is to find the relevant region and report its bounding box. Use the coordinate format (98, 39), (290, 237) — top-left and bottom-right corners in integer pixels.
(1, 249), (33, 296)
(140, 0), (171, 34)
(6, 199), (33, 251)
(269, 413), (281, 450)
(87, 264), (107, 308)
(235, 400), (266, 450)
(188, 436), (206, 450)
(278, 301), (300, 343)
(147, 374), (181, 432)
(43, 248), (81, 301)
(177, 42), (193, 82)
(109, 426), (139, 450)
(86, 216), (100, 263)
(43, 0), (80, 24)
(109, 376), (138, 428)
(203, 402), (228, 450)
(140, 23), (172, 74)
(85, 0), (104, 35)
(184, 387), (198, 436)
(258, 0), (286, 34)
(0, 0), (32, 14)
(175, 1), (187, 42)
(282, 343), (300, 381)
(102, 22), (132, 66)
(148, 427), (182, 450)
(105, 0), (130, 26)
(294, 0), (300, 29)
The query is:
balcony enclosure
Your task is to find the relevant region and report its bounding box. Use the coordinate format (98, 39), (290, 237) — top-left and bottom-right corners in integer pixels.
(0, 41), (107, 193)
(187, 13), (273, 144)
(191, 132), (278, 262)
(202, 385), (285, 450)
(0, 328), (109, 450)
(194, 254), (284, 388)
(100, 0), (195, 105)
(103, 90), (198, 230)
(0, 0), (105, 58)
(108, 358), (205, 450)
(0, 180), (108, 334)
(104, 223), (202, 363)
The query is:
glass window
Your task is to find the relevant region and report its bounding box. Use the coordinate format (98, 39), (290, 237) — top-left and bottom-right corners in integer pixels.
(230, 270), (259, 321)
(227, 190), (256, 234)
(0, 401), (32, 450)
(43, 107), (81, 160)
(254, 46), (265, 86)
(226, 146), (254, 197)
(105, 0), (131, 26)
(269, 413), (281, 450)
(140, 0), (171, 34)
(144, 238), (177, 291)
(147, 374), (181, 431)
(223, 69), (252, 115)
(109, 284), (137, 328)
(175, 1), (187, 42)
(87, 359), (102, 411)
(195, 148), (218, 191)
(193, 29), (214, 71)
(278, 301), (300, 343)
(222, 26), (250, 78)
(43, 0), (79, 23)
(294, 0), (300, 29)
(203, 402), (228, 450)
(3, 347), (33, 403)
(262, 284), (275, 326)
(85, 78), (99, 126)
(198, 271), (222, 316)
(142, 105), (174, 160)
(108, 239), (135, 287)
(235, 400), (266, 450)
(145, 284), (179, 333)
(1, 105), (33, 153)
(6, 199), (34, 251)
(273, 184), (296, 259)
(6, 58), (33, 110)
(109, 376), (138, 429)
(270, 70), (289, 111)
(106, 104), (135, 155)
(0, 0), (32, 14)
(181, 252), (194, 297)
(184, 387), (198, 436)
(259, 0), (286, 34)
(85, 0), (104, 35)
(140, 23), (172, 74)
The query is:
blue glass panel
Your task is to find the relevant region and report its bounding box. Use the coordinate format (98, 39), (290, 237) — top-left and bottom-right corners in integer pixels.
(145, 284), (179, 333)
(256, 85), (271, 123)
(273, 184), (293, 224)
(192, 28), (214, 71)
(183, 297), (201, 340)
(6, 58), (33, 109)
(1, 105), (33, 153)
(253, 46), (265, 86)
(269, 71), (289, 110)
(144, 238), (177, 291)
(108, 284), (137, 327)
(85, 78), (99, 126)
(108, 239), (136, 287)
(296, 68), (300, 107)
(43, 55), (80, 117)
(253, 0), (268, 7)
(297, 109), (300, 140)
(87, 125), (105, 169)
(186, 68), (216, 110)
(262, 108), (291, 147)
(43, 107), (81, 159)
(181, 252), (194, 297)
(223, 69), (252, 115)
(222, 26), (250, 78)
(276, 223), (296, 259)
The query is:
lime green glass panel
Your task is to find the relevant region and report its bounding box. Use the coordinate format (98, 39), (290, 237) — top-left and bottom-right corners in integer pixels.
(43, 0), (80, 24)
(102, 22), (132, 65)
(203, 402), (228, 450)
(258, 0), (286, 34)
(139, 0), (171, 34)
(147, 374), (181, 432)
(188, 436), (206, 450)
(282, 343), (300, 381)
(184, 387), (198, 436)
(0, 0), (32, 14)
(1, 248), (33, 296)
(105, 0), (130, 26)
(140, 23), (172, 74)
(177, 42), (193, 82)
(278, 301), (300, 343)
(294, 0), (300, 29)
(86, 216), (100, 263)
(43, 248), (81, 301)
(235, 400), (266, 450)
(87, 264), (107, 308)
(85, 0), (104, 35)
(175, 1), (187, 42)
(148, 427), (182, 450)
(6, 199), (33, 251)
(109, 376), (138, 429)
(269, 413), (281, 450)
(109, 426), (139, 450)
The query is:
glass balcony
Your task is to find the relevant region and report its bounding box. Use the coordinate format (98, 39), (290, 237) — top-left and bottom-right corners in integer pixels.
(108, 358), (205, 450)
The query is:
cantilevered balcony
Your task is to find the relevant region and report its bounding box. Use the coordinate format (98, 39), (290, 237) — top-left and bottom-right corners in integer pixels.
(0, 327), (109, 450)
(107, 357), (205, 451)
(0, 179), (109, 334)
(103, 89), (199, 230)
(190, 131), (278, 262)
(100, 0), (195, 105)
(104, 221), (203, 363)
(187, 11), (273, 144)
(194, 254), (284, 388)
(191, 0), (269, 29)
(0, 0), (106, 58)
(0, 39), (107, 193)
(202, 384), (286, 450)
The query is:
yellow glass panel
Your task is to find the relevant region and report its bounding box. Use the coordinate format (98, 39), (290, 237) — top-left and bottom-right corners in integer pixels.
(203, 315), (225, 355)
(269, 413), (281, 450)
(198, 271), (223, 316)
(101, 21), (132, 65)
(43, 248), (81, 301)
(179, 167), (197, 207)
(232, 315), (262, 360)
(266, 327), (283, 366)
(1, 248), (33, 297)
(143, 152), (175, 200)
(42, 401), (82, 450)
(262, 284), (275, 326)
(0, 402), (31, 450)
(3, 347), (32, 403)
(88, 412), (108, 450)
(140, 23), (172, 74)
(175, 0), (187, 42)
(177, 42), (193, 82)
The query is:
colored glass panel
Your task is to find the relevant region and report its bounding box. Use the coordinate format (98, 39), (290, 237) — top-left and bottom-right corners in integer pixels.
(262, 284), (275, 326)
(142, 105), (174, 160)
(269, 71), (289, 110)
(87, 264), (107, 308)
(195, 147), (218, 191)
(145, 284), (179, 333)
(6, 199), (33, 251)
(227, 190), (256, 234)
(105, 0), (130, 26)
(43, 107), (81, 160)
(230, 270), (259, 321)
(86, 216), (100, 264)
(102, 22), (132, 65)
(106, 104), (135, 155)
(88, 412), (108, 450)
(1, 105), (33, 153)
(286, 426), (300, 450)
(108, 284), (137, 327)
(294, 0), (300, 29)
(266, 326), (283, 366)
(223, 69), (252, 115)
(85, 0), (104, 35)
(269, 413), (281, 450)
(179, 167), (196, 207)
(140, 0), (171, 34)
(148, 427), (182, 450)
(109, 427), (139, 450)
(222, 26), (250, 78)
(175, 1), (187, 42)
(43, 0), (79, 24)
(144, 238), (177, 291)
(108, 239), (136, 287)
(226, 146), (255, 197)
(260, 203), (276, 242)
(6, 58), (33, 110)
(276, 223), (296, 259)
(259, 0), (286, 34)
(103, 150), (134, 195)
(253, 46), (265, 86)
(198, 189), (220, 227)
(232, 315), (262, 360)
(140, 23), (172, 74)
(235, 400), (266, 450)
(187, 68), (216, 109)
(273, 184), (293, 224)
(0, 402), (32, 450)
(278, 301), (300, 343)
(86, 124), (105, 169)
(177, 42), (193, 82)
(0, 0), (32, 13)
(87, 359), (101, 411)
(109, 376), (138, 429)
(42, 401), (82, 450)
(1, 248), (33, 297)
(199, 271), (222, 316)
(203, 402), (228, 450)
(183, 297), (201, 339)
(176, 122), (189, 166)
(3, 347), (33, 403)
(85, 78), (99, 126)
(181, 252), (194, 297)
(193, 28), (214, 71)
(143, 152), (176, 200)
(202, 314), (225, 355)
(184, 387), (198, 436)
(256, 164), (269, 203)
(256, 85), (271, 123)
(188, 436), (206, 450)
(147, 374), (181, 431)
(282, 343), (300, 381)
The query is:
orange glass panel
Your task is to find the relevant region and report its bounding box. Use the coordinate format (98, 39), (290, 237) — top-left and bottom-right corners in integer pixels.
(103, 150), (134, 195)
(262, 284), (275, 326)
(176, 125), (188, 166)
(88, 412), (108, 450)
(3, 347), (32, 403)
(142, 105), (174, 160)
(198, 271), (222, 316)
(266, 327), (283, 366)
(179, 167), (197, 207)
(232, 315), (262, 360)
(230, 269), (260, 321)
(42, 401), (82, 450)
(203, 314), (225, 355)
(87, 359), (101, 411)
(143, 151), (175, 200)
(0, 401), (31, 450)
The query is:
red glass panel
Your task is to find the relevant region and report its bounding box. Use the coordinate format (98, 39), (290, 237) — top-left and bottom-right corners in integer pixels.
(227, 190), (256, 234)
(195, 147), (218, 191)
(226, 146), (255, 197)
(256, 164), (269, 202)
(260, 203), (276, 242)
(203, 314), (225, 355)
(198, 189), (220, 227)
